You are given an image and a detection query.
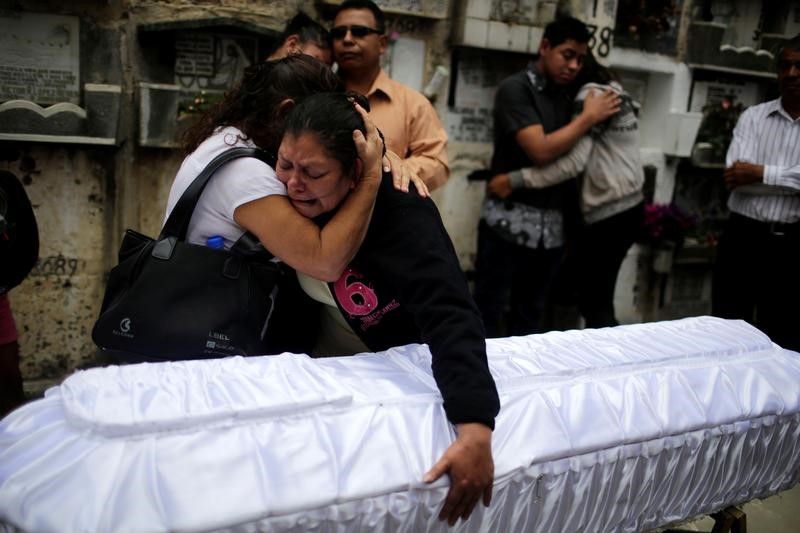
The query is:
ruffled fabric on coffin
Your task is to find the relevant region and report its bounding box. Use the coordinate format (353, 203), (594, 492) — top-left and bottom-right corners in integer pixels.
(1, 316), (799, 532)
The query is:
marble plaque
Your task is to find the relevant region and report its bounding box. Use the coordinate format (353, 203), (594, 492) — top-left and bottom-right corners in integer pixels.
(0, 12), (81, 105)
(388, 37), (424, 92)
(689, 80), (761, 113)
(445, 52), (502, 144)
(175, 32), (257, 92)
(376, 0), (447, 18)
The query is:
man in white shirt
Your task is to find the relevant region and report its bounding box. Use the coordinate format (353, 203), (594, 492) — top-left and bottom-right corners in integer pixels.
(712, 34), (800, 351)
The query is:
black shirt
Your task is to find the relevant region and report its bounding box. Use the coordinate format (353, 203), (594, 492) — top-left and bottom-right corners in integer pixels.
(491, 64), (575, 210)
(326, 176), (500, 429)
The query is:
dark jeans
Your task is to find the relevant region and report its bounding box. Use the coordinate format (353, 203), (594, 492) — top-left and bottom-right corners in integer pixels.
(473, 221), (563, 337)
(0, 340), (24, 417)
(576, 204), (644, 328)
(712, 212), (800, 351)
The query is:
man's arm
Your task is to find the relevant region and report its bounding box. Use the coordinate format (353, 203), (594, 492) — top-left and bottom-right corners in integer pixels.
(403, 94), (449, 190)
(725, 161), (800, 193)
(724, 109), (762, 190)
(235, 111), (383, 281)
(725, 107), (757, 167)
(763, 163), (800, 192)
(723, 160), (764, 190)
(487, 136), (593, 199)
(367, 188), (499, 525)
(515, 89), (619, 166)
(724, 109), (800, 193)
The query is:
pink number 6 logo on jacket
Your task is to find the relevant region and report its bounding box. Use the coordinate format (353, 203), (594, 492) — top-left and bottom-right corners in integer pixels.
(334, 267), (379, 316)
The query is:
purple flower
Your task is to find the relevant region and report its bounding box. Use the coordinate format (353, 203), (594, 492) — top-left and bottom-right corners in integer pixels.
(639, 202), (696, 247)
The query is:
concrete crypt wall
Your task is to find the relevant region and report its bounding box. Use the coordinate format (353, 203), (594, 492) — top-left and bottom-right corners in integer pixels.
(3, 0), (735, 392)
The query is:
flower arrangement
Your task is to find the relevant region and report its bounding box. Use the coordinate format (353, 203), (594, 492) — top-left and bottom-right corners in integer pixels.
(615, 0), (680, 53)
(639, 202), (696, 249)
(695, 97), (745, 161)
(619, 0), (679, 40)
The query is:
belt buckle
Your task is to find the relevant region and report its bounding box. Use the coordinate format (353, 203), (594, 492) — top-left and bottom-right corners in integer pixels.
(769, 221), (786, 236)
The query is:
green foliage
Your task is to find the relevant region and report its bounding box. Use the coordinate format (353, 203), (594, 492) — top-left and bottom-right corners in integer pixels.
(178, 90), (224, 118)
(695, 97), (745, 161)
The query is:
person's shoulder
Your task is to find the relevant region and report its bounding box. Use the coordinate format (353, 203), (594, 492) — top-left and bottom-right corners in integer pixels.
(498, 69), (529, 90)
(372, 182), (442, 245)
(193, 127), (240, 157)
(727, 99), (776, 133)
(384, 75), (429, 105)
(743, 98), (781, 119)
(754, 97), (781, 110)
(192, 127), (271, 169)
(493, 72), (529, 106)
(377, 173), (435, 211)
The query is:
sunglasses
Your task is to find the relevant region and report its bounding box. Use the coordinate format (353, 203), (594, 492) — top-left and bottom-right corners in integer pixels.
(778, 60), (800, 72)
(331, 25), (383, 40)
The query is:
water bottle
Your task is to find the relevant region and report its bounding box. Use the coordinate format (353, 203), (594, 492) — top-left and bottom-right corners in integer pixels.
(206, 235), (224, 249)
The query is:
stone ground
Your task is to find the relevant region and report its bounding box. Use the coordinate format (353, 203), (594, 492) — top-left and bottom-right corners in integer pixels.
(675, 483), (800, 532)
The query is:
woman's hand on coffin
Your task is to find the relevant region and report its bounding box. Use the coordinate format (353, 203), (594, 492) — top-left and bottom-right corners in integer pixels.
(383, 149), (430, 197)
(423, 422), (494, 525)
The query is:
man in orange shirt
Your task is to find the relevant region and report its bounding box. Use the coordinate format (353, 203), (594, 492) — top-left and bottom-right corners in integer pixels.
(331, 0), (449, 190)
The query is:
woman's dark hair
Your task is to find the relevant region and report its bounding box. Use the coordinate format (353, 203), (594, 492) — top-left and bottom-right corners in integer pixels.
(182, 54), (343, 155)
(574, 50), (615, 87)
(278, 11), (331, 52)
(282, 92), (370, 177)
(282, 11), (331, 50)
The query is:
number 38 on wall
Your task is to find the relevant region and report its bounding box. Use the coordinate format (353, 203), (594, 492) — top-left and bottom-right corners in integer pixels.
(586, 24), (613, 58)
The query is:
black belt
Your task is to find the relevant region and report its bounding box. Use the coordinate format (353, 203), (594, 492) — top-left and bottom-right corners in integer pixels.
(767, 221), (798, 236)
(731, 212), (799, 236)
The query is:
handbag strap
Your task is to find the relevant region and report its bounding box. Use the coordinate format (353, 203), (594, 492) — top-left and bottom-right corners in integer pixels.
(230, 230), (270, 257)
(160, 146), (276, 240)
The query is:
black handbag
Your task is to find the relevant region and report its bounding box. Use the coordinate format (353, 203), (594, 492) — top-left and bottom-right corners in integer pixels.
(91, 147), (282, 362)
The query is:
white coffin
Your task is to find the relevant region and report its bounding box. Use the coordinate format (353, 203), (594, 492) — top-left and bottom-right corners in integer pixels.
(1, 316), (799, 532)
